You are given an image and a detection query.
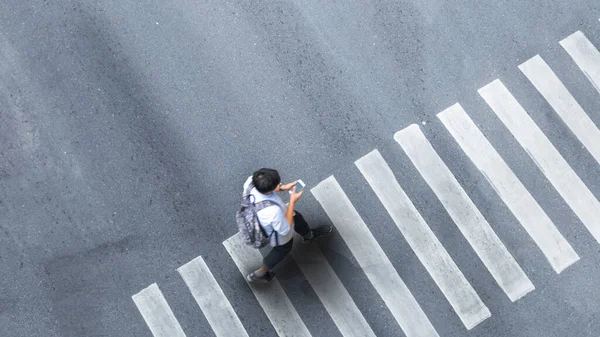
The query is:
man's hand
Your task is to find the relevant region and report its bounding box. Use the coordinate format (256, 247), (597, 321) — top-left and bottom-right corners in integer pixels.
(279, 181), (296, 191)
(286, 185), (303, 227)
(289, 186), (304, 204)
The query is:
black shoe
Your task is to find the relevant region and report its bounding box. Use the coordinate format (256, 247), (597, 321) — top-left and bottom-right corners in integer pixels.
(246, 271), (275, 284)
(302, 226), (333, 243)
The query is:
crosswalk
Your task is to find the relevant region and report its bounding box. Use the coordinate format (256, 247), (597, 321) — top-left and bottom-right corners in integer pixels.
(132, 28), (600, 336)
(290, 234), (377, 337)
(177, 256), (249, 337)
(355, 150), (490, 330)
(480, 79), (600, 245)
(224, 234), (313, 337)
(396, 124), (535, 303)
(132, 284), (187, 337)
(312, 176), (439, 337)
(438, 103), (579, 274)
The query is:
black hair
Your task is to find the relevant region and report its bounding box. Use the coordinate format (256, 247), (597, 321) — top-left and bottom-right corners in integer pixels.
(252, 168), (281, 194)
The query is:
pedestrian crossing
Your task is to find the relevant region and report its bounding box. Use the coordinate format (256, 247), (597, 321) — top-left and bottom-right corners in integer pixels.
(290, 233), (377, 337)
(311, 176), (440, 337)
(177, 256), (249, 337)
(519, 55), (600, 167)
(561, 31), (600, 96)
(132, 284), (187, 337)
(224, 234), (312, 337)
(395, 124), (535, 303)
(132, 29), (600, 336)
(355, 150), (491, 330)
(479, 79), (600, 245)
(438, 103), (580, 273)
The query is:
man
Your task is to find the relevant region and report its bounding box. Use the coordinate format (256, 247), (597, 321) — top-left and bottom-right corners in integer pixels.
(244, 168), (333, 283)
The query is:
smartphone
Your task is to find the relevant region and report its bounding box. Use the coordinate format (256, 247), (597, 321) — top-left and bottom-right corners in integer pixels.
(290, 179), (306, 193)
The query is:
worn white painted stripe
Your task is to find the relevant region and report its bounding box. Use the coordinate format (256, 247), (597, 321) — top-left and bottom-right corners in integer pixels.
(132, 283), (187, 337)
(311, 176), (439, 337)
(394, 124), (534, 302)
(438, 103), (580, 273)
(223, 233), (312, 337)
(479, 80), (600, 244)
(560, 31), (600, 95)
(177, 256), (249, 337)
(291, 236), (377, 337)
(520, 55), (600, 166)
(355, 150), (490, 329)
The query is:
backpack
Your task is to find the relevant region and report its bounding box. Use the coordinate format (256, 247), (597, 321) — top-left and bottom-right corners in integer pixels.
(236, 183), (279, 248)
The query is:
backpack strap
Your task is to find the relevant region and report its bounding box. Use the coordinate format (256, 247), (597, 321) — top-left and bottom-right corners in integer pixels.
(243, 183), (254, 198)
(254, 199), (281, 245)
(244, 182), (283, 246)
(254, 199), (278, 211)
(245, 182), (278, 207)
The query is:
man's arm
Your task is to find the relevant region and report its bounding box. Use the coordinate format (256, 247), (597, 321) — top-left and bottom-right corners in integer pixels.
(285, 200), (296, 227)
(285, 186), (303, 226)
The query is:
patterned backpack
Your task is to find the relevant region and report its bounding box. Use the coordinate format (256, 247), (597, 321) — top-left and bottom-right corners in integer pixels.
(236, 183), (278, 248)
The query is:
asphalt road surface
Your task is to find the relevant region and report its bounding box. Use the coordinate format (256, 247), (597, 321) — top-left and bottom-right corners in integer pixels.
(1, 1), (600, 336)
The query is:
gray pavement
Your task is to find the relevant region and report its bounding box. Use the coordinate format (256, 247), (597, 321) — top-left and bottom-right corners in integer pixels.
(1, 1), (599, 336)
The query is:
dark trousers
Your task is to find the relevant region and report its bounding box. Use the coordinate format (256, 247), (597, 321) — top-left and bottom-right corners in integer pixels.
(262, 212), (310, 270)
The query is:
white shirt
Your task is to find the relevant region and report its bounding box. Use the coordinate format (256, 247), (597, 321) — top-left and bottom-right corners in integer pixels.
(243, 176), (293, 247)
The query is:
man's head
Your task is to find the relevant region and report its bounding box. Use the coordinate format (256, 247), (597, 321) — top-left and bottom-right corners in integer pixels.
(252, 168), (281, 194)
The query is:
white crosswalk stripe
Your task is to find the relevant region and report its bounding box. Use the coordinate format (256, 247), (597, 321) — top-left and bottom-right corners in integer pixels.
(311, 176), (439, 337)
(177, 256), (249, 337)
(560, 31), (600, 95)
(438, 103), (580, 273)
(355, 149), (491, 330)
(519, 54), (600, 166)
(478, 79), (600, 245)
(132, 284), (187, 337)
(394, 124), (535, 302)
(223, 233), (313, 337)
(291, 235), (377, 337)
